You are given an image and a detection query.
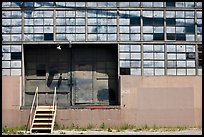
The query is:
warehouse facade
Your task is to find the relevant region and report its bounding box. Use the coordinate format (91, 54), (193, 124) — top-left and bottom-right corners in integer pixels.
(2, 2), (202, 128)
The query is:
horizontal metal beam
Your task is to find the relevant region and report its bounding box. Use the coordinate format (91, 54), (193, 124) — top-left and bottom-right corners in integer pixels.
(2, 41), (202, 45)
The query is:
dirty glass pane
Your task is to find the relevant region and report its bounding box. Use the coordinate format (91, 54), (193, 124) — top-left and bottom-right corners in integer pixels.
(120, 34), (129, 41)
(131, 45), (140, 52)
(177, 69), (186, 75)
(144, 68), (154, 75)
(144, 53), (153, 59)
(143, 34), (153, 41)
(143, 61), (154, 67)
(143, 45), (153, 52)
(131, 53), (141, 59)
(11, 34), (21, 41)
(155, 61), (164, 67)
(131, 68), (141, 75)
(2, 53), (11, 60)
(187, 61), (195, 67)
(2, 61), (11, 68)
(107, 34), (117, 41)
(120, 53), (130, 59)
(130, 34), (140, 41)
(119, 2), (129, 7)
(143, 26), (153, 33)
(130, 26), (140, 33)
(167, 69), (176, 75)
(143, 11), (153, 17)
(154, 53), (164, 59)
(120, 60), (130, 68)
(131, 61), (141, 67)
(155, 69), (164, 75)
(167, 54), (176, 60)
(167, 45), (176, 52)
(187, 69), (195, 75)
(153, 2), (163, 7)
(177, 61), (186, 67)
(120, 26), (129, 33)
(119, 45), (130, 52)
(142, 2), (153, 7)
(2, 69), (10, 76)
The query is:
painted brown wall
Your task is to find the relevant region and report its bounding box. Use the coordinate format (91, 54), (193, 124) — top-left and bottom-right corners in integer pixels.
(2, 76), (202, 128)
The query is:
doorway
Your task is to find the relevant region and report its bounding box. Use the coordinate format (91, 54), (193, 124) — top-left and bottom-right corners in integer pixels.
(24, 44), (118, 107)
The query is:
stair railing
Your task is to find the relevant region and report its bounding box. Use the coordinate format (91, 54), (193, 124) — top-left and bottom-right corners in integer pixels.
(51, 87), (57, 133)
(25, 86), (39, 133)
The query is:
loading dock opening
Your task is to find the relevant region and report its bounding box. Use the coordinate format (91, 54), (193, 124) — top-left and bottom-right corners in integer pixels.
(23, 44), (119, 108)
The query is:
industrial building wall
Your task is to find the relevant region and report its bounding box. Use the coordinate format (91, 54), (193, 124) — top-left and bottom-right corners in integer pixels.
(2, 76), (202, 128)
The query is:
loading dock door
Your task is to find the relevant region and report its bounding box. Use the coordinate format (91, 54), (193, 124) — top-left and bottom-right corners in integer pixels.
(74, 64), (93, 104)
(24, 44), (118, 107)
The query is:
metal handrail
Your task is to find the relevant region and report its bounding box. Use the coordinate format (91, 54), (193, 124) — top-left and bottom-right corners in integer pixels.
(25, 86), (57, 133)
(25, 87), (38, 133)
(51, 87), (57, 133)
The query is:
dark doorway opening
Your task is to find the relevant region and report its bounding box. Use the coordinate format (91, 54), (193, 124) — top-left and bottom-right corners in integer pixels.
(24, 44), (119, 107)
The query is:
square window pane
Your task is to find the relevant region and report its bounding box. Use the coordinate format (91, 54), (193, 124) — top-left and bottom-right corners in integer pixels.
(143, 61), (154, 67)
(144, 68), (154, 76)
(131, 45), (141, 52)
(187, 69), (195, 75)
(131, 68), (141, 75)
(167, 69), (176, 75)
(131, 61), (141, 67)
(120, 53), (130, 59)
(120, 60), (130, 67)
(119, 45), (130, 52)
(131, 53), (141, 59)
(143, 26), (153, 33)
(155, 69), (164, 75)
(143, 34), (153, 41)
(154, 61), (164, 67)
(143, 45), (153, 52)
(130, 34), (140, 41)
(177, 69), (186, 75)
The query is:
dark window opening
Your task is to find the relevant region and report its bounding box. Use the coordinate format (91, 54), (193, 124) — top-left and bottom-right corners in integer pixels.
(11, 52), (22, 60)
(167, 33), (176, 40)
(185, 26), (195, 33)
(176, 34), (186, 41)
(166, 18), (176, 26)
(198, 44), (202, 51)
(120, 68), (130, 75)
(186, 53), (195, 59)
(198, 53), (202, 59)
(130, 17), (140, 26)
(153, 18), (164, 26)
(143, 17), (153, 26)
(166, 2), (175, 7)
(44, 33), (53, 40)
(153, 33), (164, 40)
(198, 60), (202, 67)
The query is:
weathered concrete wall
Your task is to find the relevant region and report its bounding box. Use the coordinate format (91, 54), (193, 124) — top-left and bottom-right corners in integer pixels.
(119, 76), (202, 127)
(2, 76), (202, 128)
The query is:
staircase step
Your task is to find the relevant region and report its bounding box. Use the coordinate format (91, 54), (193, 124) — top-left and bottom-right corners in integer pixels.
(35, 113), (54, 115)
(32, 125), (52, 128)
(36, 109), (55, 111)
(34, 118), (53, 120)
(37, 106), (54, 109)
(31, 127), (52, 130)
(33, 123), (52, 125)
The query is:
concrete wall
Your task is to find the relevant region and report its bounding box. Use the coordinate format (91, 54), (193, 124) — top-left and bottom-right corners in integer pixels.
(2, 76), (202, 128)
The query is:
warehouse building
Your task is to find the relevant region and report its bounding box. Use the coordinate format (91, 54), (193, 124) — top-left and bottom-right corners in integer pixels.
(2, 2), (202, 129)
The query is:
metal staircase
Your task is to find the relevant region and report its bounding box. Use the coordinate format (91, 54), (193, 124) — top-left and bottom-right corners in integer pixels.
(26, 87), (57, 134)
